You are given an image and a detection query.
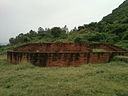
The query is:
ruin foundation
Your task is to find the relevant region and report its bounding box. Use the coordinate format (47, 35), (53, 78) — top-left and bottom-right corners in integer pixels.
(7, 43), (128, 67)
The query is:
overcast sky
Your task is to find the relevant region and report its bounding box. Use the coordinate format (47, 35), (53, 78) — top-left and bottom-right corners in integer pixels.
(0, 0), (125, 43)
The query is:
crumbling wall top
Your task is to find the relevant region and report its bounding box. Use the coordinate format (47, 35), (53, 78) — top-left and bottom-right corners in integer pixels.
(12, 43), (126, 52)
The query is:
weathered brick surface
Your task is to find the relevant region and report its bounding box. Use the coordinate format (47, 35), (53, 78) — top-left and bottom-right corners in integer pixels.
(14, 43), (91, 52)
(13, 43), (126, 52)
(7, 43), (128, 67)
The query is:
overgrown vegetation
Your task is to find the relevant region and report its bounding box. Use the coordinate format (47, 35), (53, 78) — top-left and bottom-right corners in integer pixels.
(0, 55), (128, 96)
(113, 55), (128, 62)
(92, 49), (107, 52)
(2, 0), (127, 51)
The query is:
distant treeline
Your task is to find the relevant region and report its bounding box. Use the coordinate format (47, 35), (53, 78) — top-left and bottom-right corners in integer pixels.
(9, 26), (69, 44)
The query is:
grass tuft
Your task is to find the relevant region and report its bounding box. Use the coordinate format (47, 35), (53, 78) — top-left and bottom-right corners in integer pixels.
(92, 49), (107, 52)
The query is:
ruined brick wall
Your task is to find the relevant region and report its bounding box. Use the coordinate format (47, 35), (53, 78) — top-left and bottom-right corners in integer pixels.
(7, 51), (128, 67)
(7, 43), (128, 67)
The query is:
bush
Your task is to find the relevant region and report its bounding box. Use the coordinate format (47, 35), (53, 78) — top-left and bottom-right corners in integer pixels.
(113, 56), (128, 62)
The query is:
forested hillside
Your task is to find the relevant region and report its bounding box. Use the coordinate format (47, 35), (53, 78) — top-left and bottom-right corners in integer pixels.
(5, 0), (128, 50)
(102, 0), (128, 24)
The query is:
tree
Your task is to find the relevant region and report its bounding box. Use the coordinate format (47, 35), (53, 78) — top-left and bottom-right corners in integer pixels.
(22, 36), (31, 42)
(62, 25), (69, 33)
(9, 38), (15, 45)
(122, 31), (128, 40)
(38, 27), (44, 32)
(73, 27), (77, 31)
(51, 27), (66, 38)
(74, 37), (82, 43)
(29, 30), (37, 37)
(87, 33), (106, 42)
(78, 26), (85, 31)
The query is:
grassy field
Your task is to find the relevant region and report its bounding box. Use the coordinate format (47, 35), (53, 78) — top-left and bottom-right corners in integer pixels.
(0, 55), (128, 96)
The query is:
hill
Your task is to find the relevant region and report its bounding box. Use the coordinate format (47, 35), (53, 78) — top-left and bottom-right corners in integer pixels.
(101, 0), (128, 24)
(70, 0), (128, 49)
(1, 0), (128, 52)
(97, 0), (128, 49)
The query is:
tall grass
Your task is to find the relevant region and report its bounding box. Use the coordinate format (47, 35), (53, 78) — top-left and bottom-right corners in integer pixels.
(0, 55), (128, 96)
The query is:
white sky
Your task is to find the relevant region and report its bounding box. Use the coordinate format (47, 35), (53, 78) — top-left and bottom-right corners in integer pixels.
(0, 0), (125, 43)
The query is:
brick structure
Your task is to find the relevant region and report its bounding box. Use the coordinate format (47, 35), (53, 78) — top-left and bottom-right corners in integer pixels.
(7, 43), (128, 67)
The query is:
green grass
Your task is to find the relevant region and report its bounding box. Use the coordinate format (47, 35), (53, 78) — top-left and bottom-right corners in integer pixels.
(114, 56), (128, 59)
(0, 55), (128, 96)
(113, 56), (128, 63)
(92, 49), (107, 52)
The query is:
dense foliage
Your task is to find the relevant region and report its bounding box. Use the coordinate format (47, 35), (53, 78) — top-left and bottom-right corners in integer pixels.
(9, 26), (68, 45)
